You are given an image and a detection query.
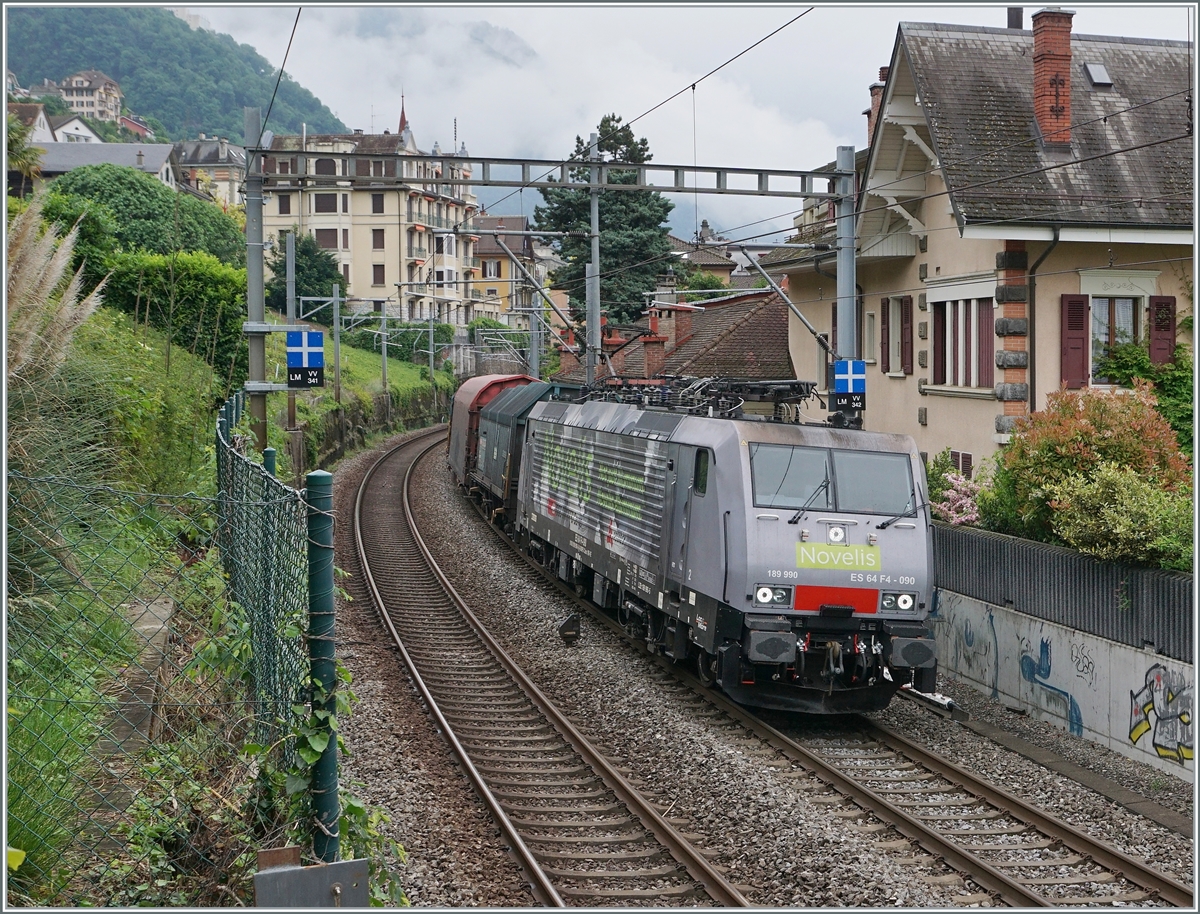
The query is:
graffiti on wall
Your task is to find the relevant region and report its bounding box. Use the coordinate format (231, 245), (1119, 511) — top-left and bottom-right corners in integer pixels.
(1129, 664), (1194, 765)
(1070, 641), (1097, 689)
(938, 591), (999, 698)
(1019, 637), (1084, 736)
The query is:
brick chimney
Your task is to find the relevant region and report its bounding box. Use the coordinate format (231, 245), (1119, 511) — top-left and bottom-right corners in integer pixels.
(1032, 8), (1074, 147)
(642, 312), (669, 378)
(673, 307), (694, 348)
(558, 327), (579, 375)
(864, 66), (890, 146)
(219, 136), (228, 161)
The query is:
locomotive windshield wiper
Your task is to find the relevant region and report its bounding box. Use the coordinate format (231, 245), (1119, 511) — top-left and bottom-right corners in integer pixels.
(787, 477), (829, 525)
(876, 501), (930, 529)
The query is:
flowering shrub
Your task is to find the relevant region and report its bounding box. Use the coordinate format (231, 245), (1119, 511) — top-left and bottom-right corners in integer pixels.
(1049, 463), (1193, 572)
(932, 472), (982, 525)
(979, 381), (1190, 541)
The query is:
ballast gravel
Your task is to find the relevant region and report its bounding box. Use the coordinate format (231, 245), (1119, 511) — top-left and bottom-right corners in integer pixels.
(335, 435), (1194, 906)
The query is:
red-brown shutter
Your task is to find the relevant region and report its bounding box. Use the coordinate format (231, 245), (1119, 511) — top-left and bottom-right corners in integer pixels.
(1148, 296), (1177, 365)
(384, 159), (397, 177)
(264, 156), (277, 174)
(961, 452), (973, 480)
(355, 157), (370, 177)
(932, 302), (946, 384)
(879, 298), (890, 372)
(900, 295), (914, 374)
(977, 298), (995, 388)
(1060, 294), (1090, 389)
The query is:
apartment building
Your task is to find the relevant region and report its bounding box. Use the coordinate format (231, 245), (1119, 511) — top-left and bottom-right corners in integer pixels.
(262, 112), (481, 326)
(42, 70), (123, 122)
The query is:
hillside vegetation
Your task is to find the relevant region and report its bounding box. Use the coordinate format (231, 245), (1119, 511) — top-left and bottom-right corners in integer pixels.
(6, 6), (345, 142)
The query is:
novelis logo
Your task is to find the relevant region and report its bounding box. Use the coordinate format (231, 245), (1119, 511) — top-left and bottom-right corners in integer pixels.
(796, 543), (881, 571)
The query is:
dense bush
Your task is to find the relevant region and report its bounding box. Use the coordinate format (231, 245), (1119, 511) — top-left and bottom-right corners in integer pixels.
(102, 250), (248, 393)
(978, 382), (1190, 542)
(1049, 463), (1193, 572)
(52, 165), (245, 267)
(39, 191), (121, 291)
(1093, 342), (1193, 456)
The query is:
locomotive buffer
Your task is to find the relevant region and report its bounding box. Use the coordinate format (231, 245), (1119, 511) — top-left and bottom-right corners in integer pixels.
(831, 360), (867, 412)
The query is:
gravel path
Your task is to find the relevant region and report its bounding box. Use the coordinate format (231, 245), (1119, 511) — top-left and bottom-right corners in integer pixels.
(334, 434), (1193, 905)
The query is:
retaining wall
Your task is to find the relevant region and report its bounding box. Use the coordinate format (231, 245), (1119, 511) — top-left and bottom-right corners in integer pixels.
(933, 588), (1195, 782)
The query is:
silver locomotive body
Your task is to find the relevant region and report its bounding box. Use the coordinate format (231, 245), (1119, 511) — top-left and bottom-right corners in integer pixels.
(514, 398), (936, 714)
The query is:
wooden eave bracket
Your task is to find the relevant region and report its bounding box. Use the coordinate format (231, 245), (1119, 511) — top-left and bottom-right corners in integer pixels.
(881, 195), (927, 239)
(901, 126), (939, 169)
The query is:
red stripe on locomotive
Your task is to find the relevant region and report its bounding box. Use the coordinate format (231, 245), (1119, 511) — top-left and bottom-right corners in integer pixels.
(793, 585), (880, 614)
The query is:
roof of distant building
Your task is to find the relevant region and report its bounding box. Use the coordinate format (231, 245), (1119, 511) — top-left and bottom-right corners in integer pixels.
(174, 139), (247, 168)
(553, 289), (794, 383)
(37, 142), (175, 175)
(668, 233), (736, 268)
(475, 215), (532, 257)
(7, 102), (45, 127)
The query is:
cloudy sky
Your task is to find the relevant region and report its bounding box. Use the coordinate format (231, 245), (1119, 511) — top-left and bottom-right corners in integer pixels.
(197, 3), (1193, 243)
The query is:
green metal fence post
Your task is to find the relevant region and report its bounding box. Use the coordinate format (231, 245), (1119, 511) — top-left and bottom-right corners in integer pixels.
(305, 470), (339, 862)
(263, 447), (276, 477)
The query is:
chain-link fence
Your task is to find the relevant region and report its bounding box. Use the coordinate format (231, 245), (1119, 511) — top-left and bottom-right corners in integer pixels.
(6, 393), (310, 906)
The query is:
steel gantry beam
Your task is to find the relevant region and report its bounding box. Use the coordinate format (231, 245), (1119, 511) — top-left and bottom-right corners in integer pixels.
(253, 151), (844, 200)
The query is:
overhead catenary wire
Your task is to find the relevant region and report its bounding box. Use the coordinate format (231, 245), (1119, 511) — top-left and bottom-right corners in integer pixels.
(452, 8), (815, 231)
(257, 7), (303, 147)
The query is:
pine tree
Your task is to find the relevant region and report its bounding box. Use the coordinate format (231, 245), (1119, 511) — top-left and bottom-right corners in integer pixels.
(533, 114), (673, 324)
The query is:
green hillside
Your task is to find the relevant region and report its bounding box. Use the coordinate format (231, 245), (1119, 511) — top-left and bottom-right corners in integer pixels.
(6, 6), (345, 143)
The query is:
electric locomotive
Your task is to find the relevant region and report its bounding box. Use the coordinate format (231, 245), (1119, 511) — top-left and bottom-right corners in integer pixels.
(451, 375), (937, 714)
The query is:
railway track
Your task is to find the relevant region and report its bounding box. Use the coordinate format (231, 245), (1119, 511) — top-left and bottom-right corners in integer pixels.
(445, 440), (1193, 908)
(353, 431), (748, 907)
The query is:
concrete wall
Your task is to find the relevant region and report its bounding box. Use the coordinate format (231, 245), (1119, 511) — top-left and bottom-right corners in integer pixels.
(934, 588), (1194, 782)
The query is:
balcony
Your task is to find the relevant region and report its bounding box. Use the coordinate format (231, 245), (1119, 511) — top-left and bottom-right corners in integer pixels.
(471, 289), (483, 300)
(406, 283), (427, 295)
(408, 247), (427, 260)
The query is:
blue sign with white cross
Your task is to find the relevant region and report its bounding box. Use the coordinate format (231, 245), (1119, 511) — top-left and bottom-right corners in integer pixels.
(286, 331), (325, 368)
(834, 360), (867, 394)
(831, 359), (866, 411)
(286, 330), (325, 388)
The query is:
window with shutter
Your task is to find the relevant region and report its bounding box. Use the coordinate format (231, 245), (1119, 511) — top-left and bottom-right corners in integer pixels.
(314, 194), (337, 213)
(313, 229), (337, 249)
(342, 194), (349, 213)
(373, 264), (385, 286)
(950, 450), (961, 472)
(900, 295), (914, 374)
(1148, 296), (1177, 365)
(879, 298), (890, 372)
(1060, 294), (1090, 389)
(961, 453), (973, 479)
(977, 299), (995, 388)
(355, 158), (370, 177)
(932, 301), (946, 384)
(342, 229), (349, 249)
(373, 229), (385, 250)
(372, 193), (384, 214)
(315, 158), (336, 175)
(278, 193), (291, 216)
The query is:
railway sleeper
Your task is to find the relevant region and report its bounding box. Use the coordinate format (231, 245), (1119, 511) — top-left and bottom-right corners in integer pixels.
(556, 885), (706, 900)
(1056, 890), (1149, 905)
(500, 802), (624, 815)
(1019, 873), (1117, 886)
(540, 865), (687, 880)
(506, 817), (638, 829)
(521, 833), (654, 845)
(531, 847), (670, 862)
(987, 855), (1086, 868)
(490, 788), (608, 800)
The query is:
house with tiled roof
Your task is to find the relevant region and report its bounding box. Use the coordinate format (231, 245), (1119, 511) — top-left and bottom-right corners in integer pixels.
(7, 103), (54, 144)
(47, 114), (102, 143)
(174, 136), (246, 206)
(262, 102), (482, 325)
(472, 215), (534, 327)
(552, 288), (795, 386)
(669, 231), (737, 283)
(761, 7), (1193, 469)
(43, 69), (123, 122)
(34, 142), (180, 187)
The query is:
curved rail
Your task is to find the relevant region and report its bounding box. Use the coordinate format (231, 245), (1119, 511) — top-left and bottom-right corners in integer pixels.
(355, 431), (749, 907)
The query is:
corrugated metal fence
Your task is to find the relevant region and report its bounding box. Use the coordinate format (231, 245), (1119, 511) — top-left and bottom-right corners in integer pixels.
(934, 522), (1193, 664)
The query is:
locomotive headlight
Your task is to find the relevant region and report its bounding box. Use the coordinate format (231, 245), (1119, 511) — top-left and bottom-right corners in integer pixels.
(754, 585), (793, 607)
(897, 593), (915, 611)
(827, 524), (846, 544)
(881, 593), (897, 610)
(881, 591), (918, 612)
